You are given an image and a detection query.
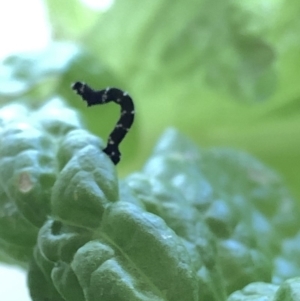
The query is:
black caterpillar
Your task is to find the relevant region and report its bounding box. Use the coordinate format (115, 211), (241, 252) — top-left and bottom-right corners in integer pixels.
(71, 82), (135, 165)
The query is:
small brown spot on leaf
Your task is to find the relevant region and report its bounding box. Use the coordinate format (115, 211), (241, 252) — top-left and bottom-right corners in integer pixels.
(18, 172), (33, 193)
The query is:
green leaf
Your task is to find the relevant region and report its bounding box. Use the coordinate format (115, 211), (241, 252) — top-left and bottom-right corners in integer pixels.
(73, 0), (300, 200)
(127, 129), (300, 294)
(44, 0), (98, 39)
(0, 98), (105, 263)
(274, 278), (300, 301)
(0, 98), (81, 228)
(274, 233), (300, 283)
(33, 203), (199, 301)
(228, 282), (278, 301)
(86, 0), (277, 102)
(0, 43), (79, 100)
(51, 143), (118, 228)
(1, 91), (300, 300)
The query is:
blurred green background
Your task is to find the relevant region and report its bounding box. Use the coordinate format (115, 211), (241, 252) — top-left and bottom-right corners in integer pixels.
(1, 0), (299, 200)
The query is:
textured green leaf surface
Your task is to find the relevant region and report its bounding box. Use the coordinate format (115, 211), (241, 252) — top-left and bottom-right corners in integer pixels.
(1, 0), (300, 299)
(52, 143), (118, 228)
(124, 128), (300, 295)
(0, 99), (81, 263)
(227, 278), (300, 301)
(227, 282), (278, 301)
(33, 204), (199, 301)
(1, 89), (300, 300)
(274, 278), (300, 301)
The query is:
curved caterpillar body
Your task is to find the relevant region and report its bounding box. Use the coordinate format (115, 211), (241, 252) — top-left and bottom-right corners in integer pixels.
(71, 82), (135, 165)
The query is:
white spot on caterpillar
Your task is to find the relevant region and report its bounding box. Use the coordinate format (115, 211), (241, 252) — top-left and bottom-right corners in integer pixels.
(131, 110), (135, 114)
(123, 91), (128, 96)
(79, 83), (85, 93)
(121, 110), (127, 116)
(102, 87), (110, 102)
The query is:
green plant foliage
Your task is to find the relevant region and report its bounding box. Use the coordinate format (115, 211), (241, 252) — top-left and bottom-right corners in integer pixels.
(227, 282), (279, 301)
(86, 0), (277, 100)
(124, 128), (299, 295)
(1, 101), (300, 300)
(1, 0), (300, 299)
(0, 99), (83, 263)
(1, 0), (299, 200)
(44, 0), (99, 39)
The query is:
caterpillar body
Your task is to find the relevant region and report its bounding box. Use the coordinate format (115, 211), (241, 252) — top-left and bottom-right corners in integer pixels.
(71, 82), (135, 165)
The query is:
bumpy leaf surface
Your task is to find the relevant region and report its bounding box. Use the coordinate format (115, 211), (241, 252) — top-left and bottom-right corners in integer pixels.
(0, 101), (300, 301)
